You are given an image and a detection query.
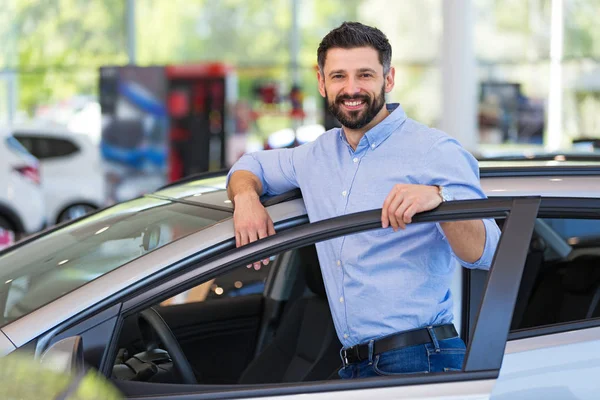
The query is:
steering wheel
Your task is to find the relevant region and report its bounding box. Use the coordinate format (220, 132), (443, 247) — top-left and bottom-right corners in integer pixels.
(138, 308), (198, 384)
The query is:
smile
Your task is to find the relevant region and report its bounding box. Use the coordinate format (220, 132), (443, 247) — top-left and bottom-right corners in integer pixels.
(341, 100), (366, 110)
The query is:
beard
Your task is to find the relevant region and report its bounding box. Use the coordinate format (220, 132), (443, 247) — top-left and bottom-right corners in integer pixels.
(326, 84), (386, 130)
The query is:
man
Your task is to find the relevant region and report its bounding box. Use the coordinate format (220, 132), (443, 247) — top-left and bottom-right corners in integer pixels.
(227, 22), (500, 378)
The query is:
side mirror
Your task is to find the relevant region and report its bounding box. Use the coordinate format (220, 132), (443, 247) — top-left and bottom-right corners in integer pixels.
(40, 336), (84, 375)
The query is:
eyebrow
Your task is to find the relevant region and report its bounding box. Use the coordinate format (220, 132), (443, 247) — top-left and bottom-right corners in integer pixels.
(328, 68), (377, 77)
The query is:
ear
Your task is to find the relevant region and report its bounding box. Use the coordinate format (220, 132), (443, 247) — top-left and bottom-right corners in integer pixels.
(384, 66), (395, 93)
(317, 69), (326, 98)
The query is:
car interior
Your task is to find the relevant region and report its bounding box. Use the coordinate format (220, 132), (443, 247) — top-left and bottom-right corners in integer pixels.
(111, 244), (343, 391)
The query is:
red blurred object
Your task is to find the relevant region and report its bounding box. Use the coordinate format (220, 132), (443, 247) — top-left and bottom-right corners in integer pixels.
(165, 63), (234, 79)
(167, 62), (234, 182)
(259, 84), (278, 104)
(0, 228), (15, 250)
(14, 165), (41, 185)
(168, 90), (190, 118)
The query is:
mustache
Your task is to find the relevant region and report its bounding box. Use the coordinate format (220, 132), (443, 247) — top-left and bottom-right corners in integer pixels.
(335, 94), (370, 103)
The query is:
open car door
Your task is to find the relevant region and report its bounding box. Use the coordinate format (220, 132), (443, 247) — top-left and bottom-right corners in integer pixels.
(111, 197), (539, 399)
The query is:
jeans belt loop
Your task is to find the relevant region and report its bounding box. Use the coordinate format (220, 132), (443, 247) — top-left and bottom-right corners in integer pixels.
(427, 325), (441, 353)
(367, 339), (375, 365)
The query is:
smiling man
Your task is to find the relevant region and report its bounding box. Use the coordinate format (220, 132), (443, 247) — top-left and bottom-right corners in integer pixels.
(227, 22), (500, 378)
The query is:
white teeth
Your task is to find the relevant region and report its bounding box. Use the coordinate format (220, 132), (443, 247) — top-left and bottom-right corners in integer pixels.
(344, 101), (363, 107)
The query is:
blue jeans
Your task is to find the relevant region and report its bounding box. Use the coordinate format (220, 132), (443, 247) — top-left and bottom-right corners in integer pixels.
(338, 333), (466, 379)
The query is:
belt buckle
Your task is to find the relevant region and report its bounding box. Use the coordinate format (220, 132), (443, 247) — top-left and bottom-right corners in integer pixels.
(341, 348), (350, 366)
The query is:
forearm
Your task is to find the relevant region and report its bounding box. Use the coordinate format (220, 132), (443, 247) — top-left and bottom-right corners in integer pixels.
(227, 170), (263, 205)
(440, 220), (486, 264)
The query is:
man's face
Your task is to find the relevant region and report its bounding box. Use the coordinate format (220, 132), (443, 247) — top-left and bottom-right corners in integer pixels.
(318, 47), (395, 130)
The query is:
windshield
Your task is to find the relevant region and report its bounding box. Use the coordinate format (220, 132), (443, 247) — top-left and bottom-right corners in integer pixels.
(0, 196), (231, 326)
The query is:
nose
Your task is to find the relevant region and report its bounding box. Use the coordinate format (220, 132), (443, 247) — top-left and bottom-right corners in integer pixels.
(341, 77), (361, 97)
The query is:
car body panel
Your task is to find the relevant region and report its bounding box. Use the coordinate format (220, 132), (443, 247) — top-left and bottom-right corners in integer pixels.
(222, 379), (497, 400)
(0, 330), (15, 357)
(482, 176), (600, 198)
(496, 329), (600, 399)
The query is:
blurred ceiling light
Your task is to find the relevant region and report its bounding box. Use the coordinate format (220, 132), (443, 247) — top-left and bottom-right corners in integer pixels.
(554, 155), (566, 161)
(267, 128), (295, 149)
(224, 200), (232, 204)
(5, 279), (12, 284)
(550, 178), (563, 182)
(234, 281), (243, 289)
(58, 259), (69, 266)
(297, 124), (325, 144)
(193, 193), (203, 197)
(215, 287), (224, 295)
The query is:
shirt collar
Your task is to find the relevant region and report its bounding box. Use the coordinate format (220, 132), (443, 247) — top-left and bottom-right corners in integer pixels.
(338, 103), (407, 151)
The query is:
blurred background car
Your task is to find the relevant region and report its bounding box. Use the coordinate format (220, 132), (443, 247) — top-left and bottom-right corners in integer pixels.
(0, 128), (45, 243)
(11, 126), (106, 224)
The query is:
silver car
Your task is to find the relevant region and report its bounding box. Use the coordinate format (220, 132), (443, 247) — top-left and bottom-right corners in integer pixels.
(1, 161), (599, 399)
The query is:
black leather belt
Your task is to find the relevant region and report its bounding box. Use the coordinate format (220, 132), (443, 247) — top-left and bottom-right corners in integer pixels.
(341, 324), (458, 365)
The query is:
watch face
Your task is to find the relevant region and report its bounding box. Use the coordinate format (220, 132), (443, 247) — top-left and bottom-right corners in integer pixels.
(441, 187), (453, 202)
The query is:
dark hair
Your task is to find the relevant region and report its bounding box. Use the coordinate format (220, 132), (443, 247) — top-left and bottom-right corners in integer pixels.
(317, 22), (392, 75)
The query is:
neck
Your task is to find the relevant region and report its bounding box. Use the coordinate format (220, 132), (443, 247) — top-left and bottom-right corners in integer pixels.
(343, 105), (390, 150)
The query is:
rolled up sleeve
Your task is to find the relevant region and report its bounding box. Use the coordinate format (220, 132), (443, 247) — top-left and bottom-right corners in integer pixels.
(417, 134), (501, 270)
(226, 147), (300, 196)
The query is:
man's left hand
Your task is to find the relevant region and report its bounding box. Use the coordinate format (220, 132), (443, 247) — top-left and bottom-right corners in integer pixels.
(381, 184), (442, 231)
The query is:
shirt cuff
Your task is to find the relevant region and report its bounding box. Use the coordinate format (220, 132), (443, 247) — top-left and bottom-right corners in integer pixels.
(460, 219), (499, 270)
(436, 218), (499, 270)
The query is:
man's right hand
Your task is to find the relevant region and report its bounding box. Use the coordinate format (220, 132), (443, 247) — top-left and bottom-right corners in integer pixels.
(233, 192), (276, 270)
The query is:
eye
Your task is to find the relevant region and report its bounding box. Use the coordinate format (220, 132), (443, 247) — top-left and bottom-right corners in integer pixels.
(361, 73), (373, 78)
(331, 74), (343, 79)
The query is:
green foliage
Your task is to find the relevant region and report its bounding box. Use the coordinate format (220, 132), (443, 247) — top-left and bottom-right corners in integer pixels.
(564, 0), (600, 58)
(14, 0), (128, 113)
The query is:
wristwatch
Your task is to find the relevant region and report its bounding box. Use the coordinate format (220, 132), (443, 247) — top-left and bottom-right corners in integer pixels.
(437, 186), (453, 202)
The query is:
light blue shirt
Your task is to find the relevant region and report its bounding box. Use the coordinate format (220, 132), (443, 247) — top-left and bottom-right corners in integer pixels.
(227, 103), (500, 347)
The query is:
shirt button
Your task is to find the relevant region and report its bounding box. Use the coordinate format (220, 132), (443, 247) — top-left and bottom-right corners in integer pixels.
(336, 260), (341, 266)
(339, 297), (344, 303)
(342, 190), (347, 197)
(371, 144), (376, 149)
(343, 334), (349, 339)
(353, 157), (358, 163)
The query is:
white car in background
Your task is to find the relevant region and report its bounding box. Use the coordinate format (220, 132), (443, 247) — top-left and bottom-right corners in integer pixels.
(12, 126), (106, 224)
(0, 129), (45, 241)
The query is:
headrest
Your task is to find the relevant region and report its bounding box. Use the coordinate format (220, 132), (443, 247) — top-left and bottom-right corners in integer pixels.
(297, 245), (326, 298)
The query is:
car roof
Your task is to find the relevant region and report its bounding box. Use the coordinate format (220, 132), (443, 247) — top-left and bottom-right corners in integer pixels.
(155, 162), (600, 207)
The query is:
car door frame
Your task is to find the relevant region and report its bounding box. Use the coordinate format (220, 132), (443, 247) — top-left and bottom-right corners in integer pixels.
(85, 196), (539, 399)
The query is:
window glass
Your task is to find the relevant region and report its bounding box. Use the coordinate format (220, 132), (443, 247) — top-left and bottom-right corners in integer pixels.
(161, 255), (276, 306)
(0, 198), (230, 326)
(511, 217), (600, 331)
(14, 135), (80, 159)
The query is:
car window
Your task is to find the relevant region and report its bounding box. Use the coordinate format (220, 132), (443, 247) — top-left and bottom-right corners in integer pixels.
(542, 218), (600, 245)
(161, 256), (275, 306)
(511, 216), (600, 331)
(14, 134), (80, 159)
(0, 197), (231, 326)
